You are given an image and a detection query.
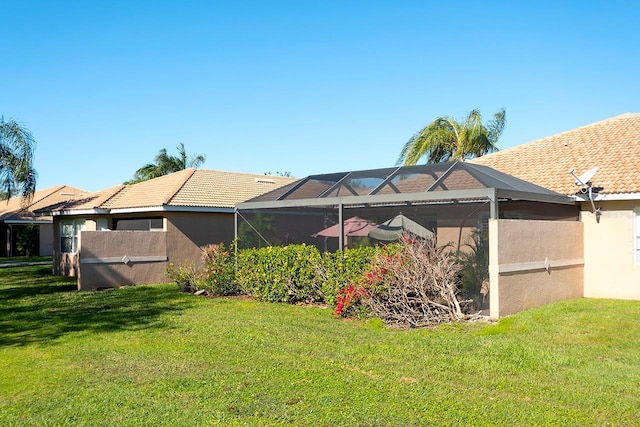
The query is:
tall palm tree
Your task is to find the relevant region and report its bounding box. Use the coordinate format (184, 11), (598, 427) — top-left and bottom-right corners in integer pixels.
(0, 117), (37, 200)
(127, 143), (206, 184)
(397, 108), (506, 165)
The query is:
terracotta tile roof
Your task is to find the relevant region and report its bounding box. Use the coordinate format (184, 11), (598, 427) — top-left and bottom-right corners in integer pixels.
(1, 186), (89, 221)
(164, 169), (297, 208)
(50, 185), (126, 211)
(470, 113), (640, 195)
(50, 169), (298, 212)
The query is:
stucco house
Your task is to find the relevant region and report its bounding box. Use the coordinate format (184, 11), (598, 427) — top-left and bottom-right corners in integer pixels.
(38, 169), (296, 290)
(1, 185), (86, 257)
(471, 112), (640, 301)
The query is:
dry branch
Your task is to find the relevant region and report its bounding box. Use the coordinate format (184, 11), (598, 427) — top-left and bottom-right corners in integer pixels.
(366, 236), (468, 328)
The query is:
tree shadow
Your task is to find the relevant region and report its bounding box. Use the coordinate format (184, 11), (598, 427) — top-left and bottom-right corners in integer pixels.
(0, 266), (194, 347)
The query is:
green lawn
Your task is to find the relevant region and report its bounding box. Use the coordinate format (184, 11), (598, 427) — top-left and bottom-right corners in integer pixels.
(1, 266), (639, 426)
(0, 255), (52, 264)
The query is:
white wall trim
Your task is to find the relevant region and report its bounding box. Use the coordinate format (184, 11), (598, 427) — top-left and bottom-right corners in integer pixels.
(499, 258), (584, 274)
(81, 255), (168, 265)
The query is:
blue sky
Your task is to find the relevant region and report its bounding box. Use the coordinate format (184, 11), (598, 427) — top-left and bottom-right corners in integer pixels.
(3, 1), (639, 192)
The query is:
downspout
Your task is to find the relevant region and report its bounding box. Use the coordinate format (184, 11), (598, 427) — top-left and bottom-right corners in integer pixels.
(489, 189), (498, 220)
(234, 208), (238, 256)
(488, 189), (499, 319)
(338, 202), (344, 251)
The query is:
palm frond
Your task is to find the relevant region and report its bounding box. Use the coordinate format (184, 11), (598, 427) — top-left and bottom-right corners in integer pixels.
(399, 117), (458, 165)
(0, 117), (37, 200)
(126, 143), (207, 183)
(487, 108), (507, 145)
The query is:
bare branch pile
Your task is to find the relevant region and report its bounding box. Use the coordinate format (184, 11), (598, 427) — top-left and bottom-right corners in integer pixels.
(367, 236), (469, 328)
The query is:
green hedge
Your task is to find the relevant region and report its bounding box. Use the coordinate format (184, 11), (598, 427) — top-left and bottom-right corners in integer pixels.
(170, 243), (387, 307)
(236, 244), (322, 303)
(316, 246), (379, 306)
(235, 244), (383, 306)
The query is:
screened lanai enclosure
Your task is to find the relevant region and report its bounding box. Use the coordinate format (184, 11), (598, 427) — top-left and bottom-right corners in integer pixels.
(236, 161), (583, 317)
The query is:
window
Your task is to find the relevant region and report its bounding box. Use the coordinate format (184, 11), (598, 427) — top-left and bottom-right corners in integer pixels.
(97, 218), (109, 231)
(635, 209), (640, 264)
(113, 217), (164, 231)
(60, 219), (85, 253)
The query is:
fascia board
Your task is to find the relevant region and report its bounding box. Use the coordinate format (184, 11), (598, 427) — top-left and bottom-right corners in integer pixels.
(109, 206), (235, 214)
(575, 192), (640, 202)
(238, 188), (495, 210)
(4, 219), (53, 224)
(496, 189), (576, 205)
(45, 209), (110, 216)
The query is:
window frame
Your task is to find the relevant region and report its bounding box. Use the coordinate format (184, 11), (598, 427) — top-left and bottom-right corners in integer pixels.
(113, 217), (165, 231)
(60, 219), (85, 254)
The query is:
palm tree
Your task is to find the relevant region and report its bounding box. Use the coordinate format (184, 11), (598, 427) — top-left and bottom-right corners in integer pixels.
(0, 117), (37, 200)
(397, 108), (506, 165)
(127, 143), (206, 184)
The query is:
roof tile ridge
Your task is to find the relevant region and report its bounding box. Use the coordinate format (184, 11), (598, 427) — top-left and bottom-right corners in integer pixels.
(24, 185), (66, 209)
(96, 185), (127, 208)
(478, 112), (640, 160)
(540, 113), (640, 140)
(163, 168), (197, 205)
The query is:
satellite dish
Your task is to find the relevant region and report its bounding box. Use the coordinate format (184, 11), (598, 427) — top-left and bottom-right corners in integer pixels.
(573, 167), (598, 186)
(568, 166), (602, 223)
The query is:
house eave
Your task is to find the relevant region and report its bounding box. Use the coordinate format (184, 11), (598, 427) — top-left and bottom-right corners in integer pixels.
(44, 208), (111, 217)
(40, 206), (234, 217)
(573, 192), (640, 202)
(2, 219), (53, 224)
(109, 205), (235, 214)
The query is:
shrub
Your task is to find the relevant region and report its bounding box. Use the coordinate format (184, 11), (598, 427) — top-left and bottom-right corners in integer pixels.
(314, 246), (380, 307)
(200, 242), (239, 296)
(166, 242), (237, 296)
(165, 261), (200, 293)
(236, 244), (322, 303)
(331, 244), (399, 319)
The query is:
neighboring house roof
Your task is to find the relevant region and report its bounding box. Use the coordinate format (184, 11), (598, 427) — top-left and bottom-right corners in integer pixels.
(39, 169), (298, 215)
(471, 113), (640, 196)
(0, 186), (88, 223)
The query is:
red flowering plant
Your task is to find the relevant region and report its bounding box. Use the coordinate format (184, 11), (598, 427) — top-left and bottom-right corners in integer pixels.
(333, 244), (399, 319)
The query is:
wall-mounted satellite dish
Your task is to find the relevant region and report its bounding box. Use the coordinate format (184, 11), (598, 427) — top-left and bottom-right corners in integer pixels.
(568, 166), (602, 222)
(572, 166), (598, 186)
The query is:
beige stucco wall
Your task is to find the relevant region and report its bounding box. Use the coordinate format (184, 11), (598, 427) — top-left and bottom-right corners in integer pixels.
(165, 211), (234, 266)
(79, 230), (168, 290)
(489, 219), (584, 318)
(39, 223), (54, 256)
(437, 226), (475, 253)
(582, 200), (640, 300)
(68, 211), (235, 290)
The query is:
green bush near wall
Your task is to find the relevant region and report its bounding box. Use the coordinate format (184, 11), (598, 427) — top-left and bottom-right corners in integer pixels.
(234, 244), (383, 306)
(316, 246), (380, 306)
(236, 245), (323, 303)
(169, 243), (387, 307)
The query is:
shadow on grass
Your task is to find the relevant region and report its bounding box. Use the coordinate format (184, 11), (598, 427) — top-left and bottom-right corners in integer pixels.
(0, 266), (194, 347)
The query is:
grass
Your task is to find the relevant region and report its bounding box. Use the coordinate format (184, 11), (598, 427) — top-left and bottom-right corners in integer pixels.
(0, 255), (52, 264)
(1, 266), (639, 426)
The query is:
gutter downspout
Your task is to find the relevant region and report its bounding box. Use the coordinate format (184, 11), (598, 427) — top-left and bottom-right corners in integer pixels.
(489, 189), (498, 220)
(234, 208), (238, 256)
(338, 202), (344, 250)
